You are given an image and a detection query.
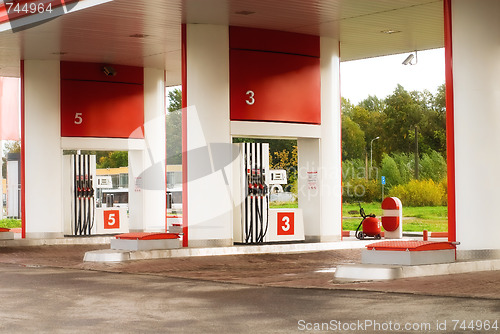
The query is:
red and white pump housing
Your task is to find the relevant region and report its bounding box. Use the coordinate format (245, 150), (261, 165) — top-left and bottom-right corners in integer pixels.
(381, 197), (403, 239)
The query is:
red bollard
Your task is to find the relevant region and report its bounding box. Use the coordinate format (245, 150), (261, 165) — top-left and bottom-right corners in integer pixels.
(423, 229), (428, 241)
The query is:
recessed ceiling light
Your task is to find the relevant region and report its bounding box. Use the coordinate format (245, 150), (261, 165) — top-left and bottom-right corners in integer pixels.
(129, 33), (149, 38)
(235, 10), (256, 15)
(381, 29), (401, 34)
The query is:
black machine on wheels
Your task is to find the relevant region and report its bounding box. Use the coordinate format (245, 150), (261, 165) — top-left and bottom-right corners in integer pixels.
(355, 203), (382, 240)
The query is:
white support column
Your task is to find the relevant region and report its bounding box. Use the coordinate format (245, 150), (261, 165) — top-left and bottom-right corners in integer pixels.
(142, 68), (166, 232)
(23, 60), (63, 238)
(452, 0), (500, 252)
(297, 138), (321, 241)
(185, 24), (232, 247)
(320, 37), (342, 241)
(128, 149), (144, 231)
(296, 37), (341, 243)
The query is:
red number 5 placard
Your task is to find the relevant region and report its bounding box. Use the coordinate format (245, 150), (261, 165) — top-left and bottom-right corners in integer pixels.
(104, 210), (120, 229)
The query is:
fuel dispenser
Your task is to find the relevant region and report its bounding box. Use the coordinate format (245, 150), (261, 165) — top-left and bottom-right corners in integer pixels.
(68, 154), (96, 236)
(233, 143), (270, 244)
(233, 142), (305, 244)
(63, 153), (129, 235)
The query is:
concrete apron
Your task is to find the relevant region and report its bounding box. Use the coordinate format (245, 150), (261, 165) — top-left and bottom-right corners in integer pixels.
(83, 239), (374, 262)
(334, 259), (500, 281)
(1, 236), (499, 281)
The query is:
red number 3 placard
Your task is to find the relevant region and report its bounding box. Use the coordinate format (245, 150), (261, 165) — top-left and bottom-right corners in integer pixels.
(277, 212), (294, 235)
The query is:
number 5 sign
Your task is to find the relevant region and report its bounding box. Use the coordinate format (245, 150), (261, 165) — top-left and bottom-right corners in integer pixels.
(277, 212), (294, 235)
(104, 210), (120, 229)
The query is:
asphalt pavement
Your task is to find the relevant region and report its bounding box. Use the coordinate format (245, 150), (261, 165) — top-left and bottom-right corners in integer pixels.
(0, 244), (498, 333)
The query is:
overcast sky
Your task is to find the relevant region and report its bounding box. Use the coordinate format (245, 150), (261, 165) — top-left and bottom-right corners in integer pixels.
(340, 48), (445, 105)
(166, 48), (445, 108)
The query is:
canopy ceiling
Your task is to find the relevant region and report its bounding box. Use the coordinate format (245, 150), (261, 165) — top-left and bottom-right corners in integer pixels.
(0, 0), (443, 85)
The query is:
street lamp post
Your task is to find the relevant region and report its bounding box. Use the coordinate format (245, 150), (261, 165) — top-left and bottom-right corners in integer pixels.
(370, 136), (380, 179)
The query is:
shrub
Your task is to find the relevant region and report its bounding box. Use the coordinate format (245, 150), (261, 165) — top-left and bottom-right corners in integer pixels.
(439, 178), (448, 206)
(0, 218), (21, 228)
(420, 150), (447, 182)
(342, 159), (366, 181)
(389, 179), (446, 206)
(343, 178), (380, 203)
(380, 153), (402, 188)
(392, 152), (414, 184)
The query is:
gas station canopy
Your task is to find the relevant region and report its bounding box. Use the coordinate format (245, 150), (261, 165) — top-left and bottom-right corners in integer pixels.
(0, 0), (443, 84)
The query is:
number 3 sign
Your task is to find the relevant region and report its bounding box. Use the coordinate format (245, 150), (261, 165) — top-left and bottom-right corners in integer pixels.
(104, 210), (120, 229)
(277, 212), (294, 235)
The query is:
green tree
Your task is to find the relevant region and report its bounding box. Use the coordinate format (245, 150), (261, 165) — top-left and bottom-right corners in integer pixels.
(420, 150), (447, 181)
(341, 83), (448, 197)
(3, 141), (20, 155)
(97, 151), (128, 168)
(382, 85), (423, 153)
(411, 88), (446, 155)
(167, 88), (182, 113)
(341, 114), (365, 161)
(433, 83), (446, 113)
(341, 97), (354, 116)
(380, 153), (402, 188)
(347, 104), (385, 165)
(270, 145), (298, 192)
(426, 84), (447, 155)
(166, 110), (182, 164)
(166, 88), (182, 164)
(358, 95), (385, 113)
(2, 140), (21, 176)
(391, 152), (413, 184)
(233, 137), (298, 192)
(234, 138), (296, 168)
(342, 159), (366, 181)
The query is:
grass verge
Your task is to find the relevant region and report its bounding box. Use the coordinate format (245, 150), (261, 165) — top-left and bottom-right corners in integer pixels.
(343, 202), (448, 232)
(343, 218), (448, 232)
(343, 203), (447, 219)
(0, 218), (22, 229)
(271, 201), (448, 232)
(270, 202), (299, 209)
